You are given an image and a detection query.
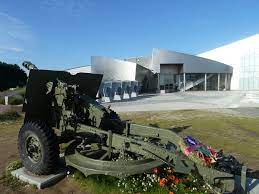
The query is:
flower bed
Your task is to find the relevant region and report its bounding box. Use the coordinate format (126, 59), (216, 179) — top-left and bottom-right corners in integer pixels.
(117, 166), (214, 194)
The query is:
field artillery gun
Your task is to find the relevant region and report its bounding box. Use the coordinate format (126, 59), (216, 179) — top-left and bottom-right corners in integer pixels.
(19, 62), (257, 194)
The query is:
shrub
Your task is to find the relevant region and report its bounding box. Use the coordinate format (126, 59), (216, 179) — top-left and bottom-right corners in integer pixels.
(0, 111), (20, 121)
(14, 87), (26, 98)
(0, 62), (27, 91)
(9, 96), (24, 105)
(0, 97), (4, 105)
(6, 160), (23, 172)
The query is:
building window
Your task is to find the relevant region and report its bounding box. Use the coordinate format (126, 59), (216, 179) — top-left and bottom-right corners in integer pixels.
(239, 49), (259, 90)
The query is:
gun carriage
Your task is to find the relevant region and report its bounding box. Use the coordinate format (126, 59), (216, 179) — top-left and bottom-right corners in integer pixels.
(18, 61), (257, 193)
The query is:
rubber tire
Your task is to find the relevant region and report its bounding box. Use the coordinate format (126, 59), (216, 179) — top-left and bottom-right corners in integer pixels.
(18, 122), (60, 175)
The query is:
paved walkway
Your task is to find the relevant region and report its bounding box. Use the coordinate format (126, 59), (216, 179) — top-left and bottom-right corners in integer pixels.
(105, 91), (259, 113)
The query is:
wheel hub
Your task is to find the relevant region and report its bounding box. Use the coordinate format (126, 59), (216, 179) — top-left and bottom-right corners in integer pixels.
(26, 135), (42, 163)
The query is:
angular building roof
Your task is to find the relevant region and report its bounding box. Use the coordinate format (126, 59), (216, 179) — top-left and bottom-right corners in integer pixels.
(152, 48), (232, 74)
(127, 48), (232, 74)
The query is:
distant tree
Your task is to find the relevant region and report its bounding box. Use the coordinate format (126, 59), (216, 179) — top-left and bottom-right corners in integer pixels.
(0, 61), (28, 91)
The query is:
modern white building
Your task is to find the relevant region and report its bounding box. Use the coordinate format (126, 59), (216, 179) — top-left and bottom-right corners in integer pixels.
(199, 34), (259, 90)
(66, 48), (233, 95)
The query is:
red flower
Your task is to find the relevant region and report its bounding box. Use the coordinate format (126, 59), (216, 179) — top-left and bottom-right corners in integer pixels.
(159, 178), (168, 187)
(168, 175), (175, 181)
(174, 178), (180, 184)
(152, 167), (159, 174)
(169, 191), (175, 194)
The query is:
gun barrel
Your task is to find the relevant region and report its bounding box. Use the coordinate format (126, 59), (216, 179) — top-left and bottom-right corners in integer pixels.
(22, 61), (38, 71)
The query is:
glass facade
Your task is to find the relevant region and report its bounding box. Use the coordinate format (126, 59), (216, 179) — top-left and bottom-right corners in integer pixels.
(185, 73), (205, 91)
(207, 74), (218, 90)
(160, 72), (230, 92)
(159, 64), (182, 92)
(239, 50), (259, 90)
(160, 73), (178, 92)
(159, 63), (232, 92)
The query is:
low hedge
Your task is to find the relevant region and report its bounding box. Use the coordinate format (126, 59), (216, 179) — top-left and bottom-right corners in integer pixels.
(8, 96), (24, 105)
(0, 95), (24, 105)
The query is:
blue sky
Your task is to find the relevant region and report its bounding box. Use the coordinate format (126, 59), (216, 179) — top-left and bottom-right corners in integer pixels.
(0, 0), (259, 70)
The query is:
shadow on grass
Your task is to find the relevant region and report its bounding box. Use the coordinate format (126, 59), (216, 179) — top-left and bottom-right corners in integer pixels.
(171, 125), (192, 133)
(149, 123), (191, 133)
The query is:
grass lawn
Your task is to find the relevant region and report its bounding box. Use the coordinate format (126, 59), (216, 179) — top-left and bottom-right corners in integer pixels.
(120, 110), (259, 170)
(1, 109), (259, 194)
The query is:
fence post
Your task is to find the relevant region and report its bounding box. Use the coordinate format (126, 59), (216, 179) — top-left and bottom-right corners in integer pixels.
(4, 96), (8, 105)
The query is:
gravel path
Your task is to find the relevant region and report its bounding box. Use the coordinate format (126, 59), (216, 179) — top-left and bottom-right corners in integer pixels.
(0, 105), (22, 113)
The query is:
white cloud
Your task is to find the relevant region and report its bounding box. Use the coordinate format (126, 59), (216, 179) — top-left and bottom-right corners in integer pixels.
(0, 11), (33, 55)
(0, 46), (24, 52)
(0, 12), (25, 25)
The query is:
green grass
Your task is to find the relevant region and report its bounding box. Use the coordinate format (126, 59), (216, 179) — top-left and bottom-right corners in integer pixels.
(1, 109), (258, 193)
(120, 110), (259, 169)
(71, 172), (120, 194)
(0, 111), (21, 122)
(0, 160), (26, 191)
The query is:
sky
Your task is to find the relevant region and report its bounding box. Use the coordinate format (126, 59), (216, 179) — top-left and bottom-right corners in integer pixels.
(0, 0), (259, 70)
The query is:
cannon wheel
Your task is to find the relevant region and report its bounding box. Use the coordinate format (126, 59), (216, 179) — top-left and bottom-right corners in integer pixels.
(18, 122), (60, 175)
(65, 139), (164, 178)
